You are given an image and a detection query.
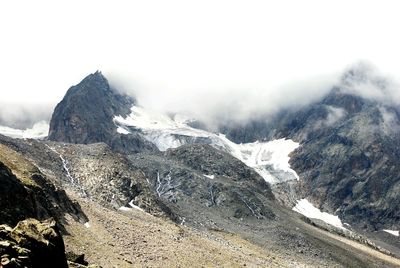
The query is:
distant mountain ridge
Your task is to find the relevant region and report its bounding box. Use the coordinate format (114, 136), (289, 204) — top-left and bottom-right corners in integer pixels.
(220, 66), (400, 230)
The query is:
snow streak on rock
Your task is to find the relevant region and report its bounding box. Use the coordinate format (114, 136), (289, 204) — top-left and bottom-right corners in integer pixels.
(114, 106), (301, 184)
(129, 200), (145, 212)
(45, 144), (87, 197)
(45, 145), (75, 184)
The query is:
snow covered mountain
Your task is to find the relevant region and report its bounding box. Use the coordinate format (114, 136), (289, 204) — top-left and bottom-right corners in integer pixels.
(48, 72), (349, 231)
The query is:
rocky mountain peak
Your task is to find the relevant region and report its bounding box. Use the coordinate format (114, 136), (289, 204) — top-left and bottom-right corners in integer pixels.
(63, 71), (112, 99)
(48, 72), (157, 153)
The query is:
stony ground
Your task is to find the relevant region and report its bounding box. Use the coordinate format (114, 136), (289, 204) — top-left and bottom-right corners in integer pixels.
(63, 191), (297, 268)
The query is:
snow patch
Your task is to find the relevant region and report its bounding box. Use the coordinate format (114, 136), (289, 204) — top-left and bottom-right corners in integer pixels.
(204, 174), (215, 179)
(293, 199), (346, 230)
(114, 106), (300, 184)
(218, 135), (300, 183)
(0, 121), (49, 139)
(117, 126), (130, 134)
(84, 222), (90, 228)
(45, 145), (76, 184)
(129, 200), (144, 212)
(383, 229), (399, 236)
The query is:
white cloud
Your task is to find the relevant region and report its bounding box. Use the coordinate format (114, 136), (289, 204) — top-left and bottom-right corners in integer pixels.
(1, 1), (400, 125)
(313, 106), (347, 130)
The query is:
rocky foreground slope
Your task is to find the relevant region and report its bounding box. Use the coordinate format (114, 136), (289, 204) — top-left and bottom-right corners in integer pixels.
(2, 133), (400, 267)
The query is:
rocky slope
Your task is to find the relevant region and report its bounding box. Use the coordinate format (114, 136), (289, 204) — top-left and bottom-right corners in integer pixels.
(127, 144), (276, 225)
(64, 190), (400, 268)
(48, 142), (174, 219)
(0, 140), (87, 228)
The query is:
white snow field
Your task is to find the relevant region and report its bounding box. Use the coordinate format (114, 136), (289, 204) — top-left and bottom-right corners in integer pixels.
(0, 121), (49, 139)
(114, 106), (300, 184)
(293, 199), (346, 230)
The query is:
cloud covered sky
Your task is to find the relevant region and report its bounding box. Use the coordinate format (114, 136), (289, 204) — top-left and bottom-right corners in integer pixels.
(1, 0), (400, 126)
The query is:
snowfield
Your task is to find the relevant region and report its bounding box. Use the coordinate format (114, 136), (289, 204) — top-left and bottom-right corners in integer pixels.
(0, 121), (49, 139)
(114, 106), (300, 184)
(293, 199), (346, 230)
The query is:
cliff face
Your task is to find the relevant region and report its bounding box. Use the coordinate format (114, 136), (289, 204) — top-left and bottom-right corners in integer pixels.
(48, 71), (157, 154)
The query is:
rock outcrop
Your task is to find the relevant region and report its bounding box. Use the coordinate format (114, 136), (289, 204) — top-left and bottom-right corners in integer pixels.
(0, 218), (68, 268)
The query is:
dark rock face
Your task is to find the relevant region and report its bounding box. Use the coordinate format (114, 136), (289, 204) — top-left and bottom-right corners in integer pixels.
(220, 69), (400, 229)
(0, 161), (37, 226)
(48, 71), (157, 154)
(0, 218), (68, 268)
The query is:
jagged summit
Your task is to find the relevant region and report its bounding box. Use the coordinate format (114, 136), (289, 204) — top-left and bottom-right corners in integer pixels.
(63, 71), (110, 97)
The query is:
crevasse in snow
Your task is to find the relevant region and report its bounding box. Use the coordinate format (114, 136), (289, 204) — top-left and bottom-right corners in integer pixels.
(113, 106), (300, 184)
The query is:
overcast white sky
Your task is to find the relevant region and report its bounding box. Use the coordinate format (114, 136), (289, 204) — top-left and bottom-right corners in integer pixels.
(1, 0), (400, 124)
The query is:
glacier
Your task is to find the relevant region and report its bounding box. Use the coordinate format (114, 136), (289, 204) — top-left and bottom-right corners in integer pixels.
(114, 106), (300, 184)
